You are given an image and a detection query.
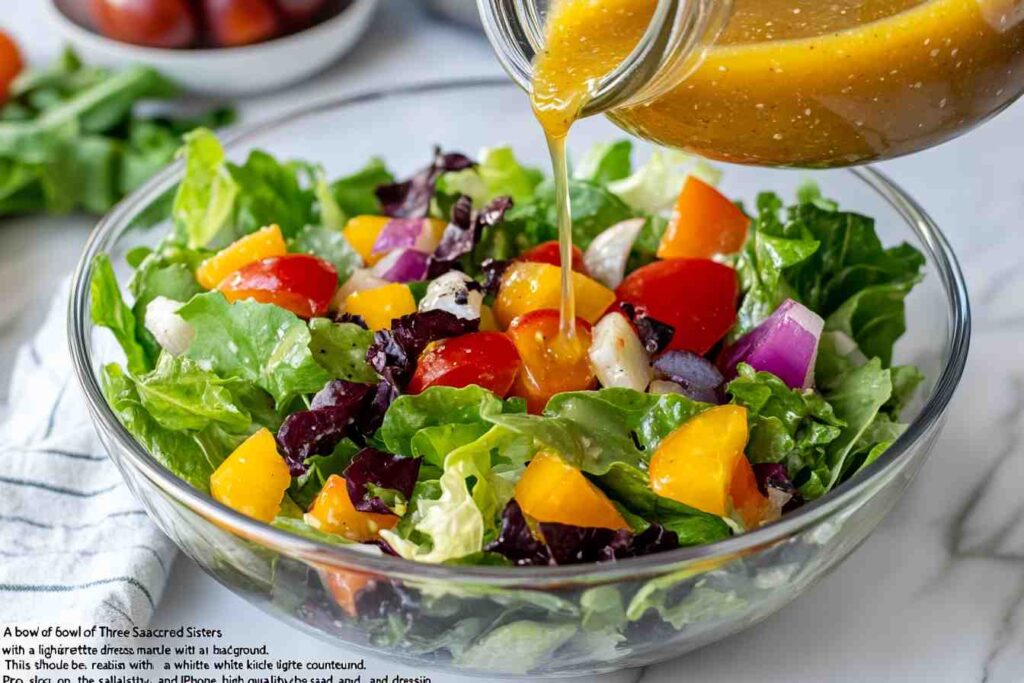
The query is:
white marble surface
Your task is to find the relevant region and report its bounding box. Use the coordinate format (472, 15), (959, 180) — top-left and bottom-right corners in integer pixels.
(4, 2), (1024, 681)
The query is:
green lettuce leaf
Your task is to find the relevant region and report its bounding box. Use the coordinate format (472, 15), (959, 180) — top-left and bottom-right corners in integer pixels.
(288, 438), (361, 510)
(172, 128), (238, 249)
(607, 148), (721, 214)
(307, 317), (377, 383)
(574, 140), (633, 186)
(376, 385), (525, 456)
(455, 621), (577, 674)
(228, 150), (315, 239)
(726, 364), (844, 475)
(627, 577), (745, 630)
(128, 353), (251, 433)
(101, 364), (242, 492)
(177, 292), (330, 408)
(439, 146), (543, 206)
(330, 157), (393, 217)
(90, 253), (150, 375)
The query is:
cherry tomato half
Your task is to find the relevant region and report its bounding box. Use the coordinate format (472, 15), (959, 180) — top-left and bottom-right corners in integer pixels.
(202, 0), (280, 47)
(616, 259), (737, 355)
(218, 254), (337, 318)
(88, 0), (198, 48)
(507, 309), (596, 413)
(408, 332), (522, 397)
(518, 240), (589, 275)
(0, 30), (23, 103)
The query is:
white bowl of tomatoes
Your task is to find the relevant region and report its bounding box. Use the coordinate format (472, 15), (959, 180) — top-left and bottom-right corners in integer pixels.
(46, 0), (379, 95)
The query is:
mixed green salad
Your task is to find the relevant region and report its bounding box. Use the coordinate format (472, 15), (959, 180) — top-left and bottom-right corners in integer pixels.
(93, 129), (924, 573)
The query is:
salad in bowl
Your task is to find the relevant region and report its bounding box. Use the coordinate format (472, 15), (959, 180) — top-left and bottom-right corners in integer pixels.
(92, 128), (925, 571)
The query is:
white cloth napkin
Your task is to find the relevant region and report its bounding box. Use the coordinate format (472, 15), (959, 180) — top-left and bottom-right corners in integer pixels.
(0, 283), (175, 627)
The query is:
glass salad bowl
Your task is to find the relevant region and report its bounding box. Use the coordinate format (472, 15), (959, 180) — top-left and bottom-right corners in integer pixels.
(68, 80), (969, 677)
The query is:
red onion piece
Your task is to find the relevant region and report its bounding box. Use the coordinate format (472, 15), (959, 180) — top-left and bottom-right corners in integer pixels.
(720, 299), (823, 389)
(371, 248), (431, 283)
(372, 218), (441, 255)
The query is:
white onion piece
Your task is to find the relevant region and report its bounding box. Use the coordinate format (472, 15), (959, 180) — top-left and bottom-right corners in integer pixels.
(648, 379), (686, 395)
(419, 271), (482, 321)
(144, 296), (194, 356)
(583, 218), (645, 289)
(720, 299), (824, 389)
(372, 218), (441, 255)
(332, 268), (388, 311)
(588, 312), (654, 391)
(371, 248), (430, 283)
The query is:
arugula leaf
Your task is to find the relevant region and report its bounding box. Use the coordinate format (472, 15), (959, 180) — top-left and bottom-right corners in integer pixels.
(177, 292), (330, 408)
(101, 364), (242, 492)
(307, 317), (377, 383)
(291, 226), (361, 283)
(592, 462), (732, 546)
(726, 364), (844, 476)
(90, 253), (150, 375)
(173, 129), (239, 249)
(330, 157), (394, 217)
(129, 353), (251, 433)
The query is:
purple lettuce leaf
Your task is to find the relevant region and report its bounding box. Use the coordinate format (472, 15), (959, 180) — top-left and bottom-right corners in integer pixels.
(276, 381), (375, 475)
(652, 350), (725, 404)
(344, 447), (421, 514)
(753, 462), (804, 513)
(366, 309), (479, 388)
(375, 148), (475, 218)
(618, 302), (675, 355)
(485, 502), (680, 566)
(428, 195), (514, 278)
(484, 500), (552, 566)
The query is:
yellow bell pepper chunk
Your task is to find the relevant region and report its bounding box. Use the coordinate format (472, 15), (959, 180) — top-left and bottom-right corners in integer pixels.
(514, 452), (629, 530)
(196, 225), (287, 290)
(344, 283), (417, 331)
(210, 428), (290, 523)
(649, 405), (751, 517)
(342, 216), (389, 266)
(305, 475), (398, 542)
(493, 262), (616, 329)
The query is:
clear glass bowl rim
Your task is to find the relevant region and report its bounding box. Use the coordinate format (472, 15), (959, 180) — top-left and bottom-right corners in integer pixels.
(67, 78), (971, 588)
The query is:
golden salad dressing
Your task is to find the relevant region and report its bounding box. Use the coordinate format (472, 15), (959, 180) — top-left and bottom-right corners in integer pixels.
(529, 0), (1024, 332)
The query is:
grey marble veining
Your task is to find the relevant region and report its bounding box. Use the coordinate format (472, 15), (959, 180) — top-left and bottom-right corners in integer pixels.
(5, 1), (1024, 680)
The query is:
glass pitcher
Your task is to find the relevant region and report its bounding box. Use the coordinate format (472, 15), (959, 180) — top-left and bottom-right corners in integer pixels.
(477, 0), (1024, 166)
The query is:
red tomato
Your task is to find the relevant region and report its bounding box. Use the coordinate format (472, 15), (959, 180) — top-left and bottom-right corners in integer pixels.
(408, 332), (522, 397)
(88, 0), (197, 48)
(518, 240), (589, 275)
(274, 0), (327, 25)
(202, 0), (280, 47)
(217, 254), (337, 318)
(0, 31), (23, 103)
(507, 310), (596, 413)
(616, 259), (737, 355)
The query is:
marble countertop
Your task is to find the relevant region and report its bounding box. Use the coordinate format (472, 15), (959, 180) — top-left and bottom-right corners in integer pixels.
(4, 2), (1023, 680)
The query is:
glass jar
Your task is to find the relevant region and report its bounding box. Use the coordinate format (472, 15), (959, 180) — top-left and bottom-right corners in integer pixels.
(478, 0), (1024, 166)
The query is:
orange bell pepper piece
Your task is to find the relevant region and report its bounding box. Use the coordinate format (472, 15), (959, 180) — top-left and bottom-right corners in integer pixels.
(729, 455), (777, 529)
(515, 452), (629, 530)
(196, 224), (288, 289)
(506, 309), (596, 413)
(343, 283), (417, 330)
(210, 428), (291, 523)
(493, 262), (615, 329)
(321, 568), (376, 618)
(305, 475), (398, 542)
(649, 405), (764, 522)
(657, 177), (750, 259)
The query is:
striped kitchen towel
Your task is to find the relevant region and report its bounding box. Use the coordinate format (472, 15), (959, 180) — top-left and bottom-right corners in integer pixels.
(0, 283), (175, 628)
